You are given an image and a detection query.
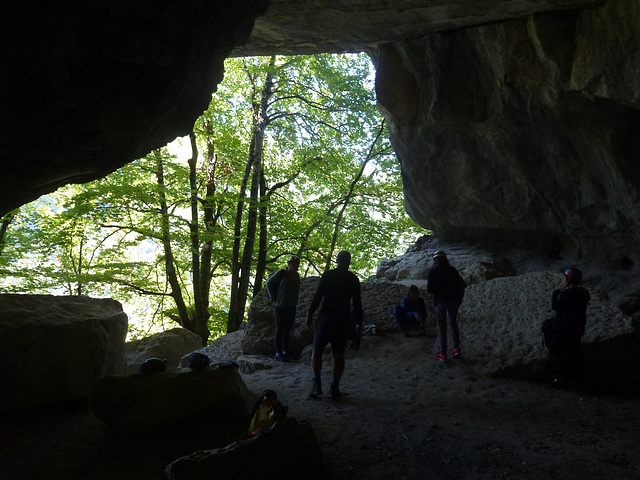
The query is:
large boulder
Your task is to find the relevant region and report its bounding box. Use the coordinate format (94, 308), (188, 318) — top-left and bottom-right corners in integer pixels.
(126, 327), (203, 374)
(89, 365), (254, 434)
(180, 329), (245, 368)
(0, 294), (127, 413)
(454, 270), (638, 391)
(165, 417), (324, 480)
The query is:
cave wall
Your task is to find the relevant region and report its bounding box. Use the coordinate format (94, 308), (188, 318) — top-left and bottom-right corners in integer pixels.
(0, 0), (268, 216)
(372, 0), (640, 258)
(1, 0), (639, 263)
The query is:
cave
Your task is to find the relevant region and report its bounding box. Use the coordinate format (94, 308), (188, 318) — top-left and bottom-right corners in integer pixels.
(2, 1), (640, 479)
(3, 0), (640, 266)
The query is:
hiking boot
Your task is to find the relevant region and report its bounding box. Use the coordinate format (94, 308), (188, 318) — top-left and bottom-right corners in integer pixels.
(281, 352), (291, 362)
(451, 348), (461, 358)
(274, 353), (287, 362)
(433, 353), (447, 362)
(308, 379), (323, 398)
(329, 382), (342, 401)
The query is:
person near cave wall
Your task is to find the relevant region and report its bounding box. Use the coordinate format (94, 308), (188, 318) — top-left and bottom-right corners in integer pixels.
(306, 250), (363, 401)
(427, 250), (467, 362)
(548, 267), (591, 387)
(266, 255), (301, 362)
(393, 284), (427, 337)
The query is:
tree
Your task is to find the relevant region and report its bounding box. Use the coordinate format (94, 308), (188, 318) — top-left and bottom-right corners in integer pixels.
(219, 53), (420, 331)
(0, 52), (424, 340)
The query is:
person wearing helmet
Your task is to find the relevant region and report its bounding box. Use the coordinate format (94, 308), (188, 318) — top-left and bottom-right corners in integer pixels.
(427, 250), (467, 361)
(266, 255), (301, 362)
(548, 267), (591, 387)
(306, 250), (363, 400)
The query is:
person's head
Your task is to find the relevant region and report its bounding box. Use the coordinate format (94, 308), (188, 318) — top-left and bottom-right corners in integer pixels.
(432, 250), (449, 266)
(287, 255), (300, 271)
(408, 284), (420, 298)
(563, 266), (583, 286)
(336, 250), (351, 269)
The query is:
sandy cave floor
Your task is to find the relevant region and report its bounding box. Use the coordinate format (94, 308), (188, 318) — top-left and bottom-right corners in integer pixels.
(1, 330), (640, 480)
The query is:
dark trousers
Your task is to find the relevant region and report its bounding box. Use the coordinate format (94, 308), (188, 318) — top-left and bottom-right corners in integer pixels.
(434, 301), (461, 354)
(274, 305), (296, 354)
(548, 330), (583, 383)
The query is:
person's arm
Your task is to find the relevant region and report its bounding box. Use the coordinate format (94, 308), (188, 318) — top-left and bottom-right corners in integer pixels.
(352, 278), (363, 326)
(265, 270), (283, 301)
(426, 270), (435, 294)
(551, 289), (563, 310)
(306, 276), (325, 327)
(401, 296), (414, 316)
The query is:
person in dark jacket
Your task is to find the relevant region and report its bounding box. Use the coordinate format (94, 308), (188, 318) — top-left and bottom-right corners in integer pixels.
(548, 267), (590, 387)
(393, 284), (427, 336)
(427, 250), (467, 361)
(306, 250), (362, 400)
(266, 255), (301, 362)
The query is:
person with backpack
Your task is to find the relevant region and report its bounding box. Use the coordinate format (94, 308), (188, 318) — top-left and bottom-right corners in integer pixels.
(427, 250), (467, 361)
(548, 267), (590, 387)
(266, 255), (301, 362)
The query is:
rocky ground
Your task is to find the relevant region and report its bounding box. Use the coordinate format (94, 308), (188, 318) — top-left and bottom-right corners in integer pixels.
(3, 239), (640, 479)
(2, 327), (639, 480)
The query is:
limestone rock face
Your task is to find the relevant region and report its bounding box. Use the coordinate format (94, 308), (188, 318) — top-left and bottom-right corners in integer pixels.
(0, 294), (128, 413)
(458, 270), (636, 386)
(89, 366), (254, 434)
(372, 0), (640, 258)
(0, 0), (268, 215)
(2, 0), (640, 262)
(235, 0), (600, 56)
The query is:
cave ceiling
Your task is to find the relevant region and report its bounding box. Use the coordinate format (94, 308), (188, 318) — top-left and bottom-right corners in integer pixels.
(233, 0), (602, 56)
(2, 0), (639, 261)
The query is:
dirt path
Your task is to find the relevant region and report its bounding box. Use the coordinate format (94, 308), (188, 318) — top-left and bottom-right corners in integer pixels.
(241, 332), (640, 479)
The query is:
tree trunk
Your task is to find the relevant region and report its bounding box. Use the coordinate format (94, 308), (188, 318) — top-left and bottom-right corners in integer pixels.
(199, 135), (218, 342)
(253, 168), (268, 298)
(155, 152), (192, 332)
(188, 132), (209, 344)
(227, 136), (256, 333)
(323, 120), (386, 272)
(227, 55), (276, 332)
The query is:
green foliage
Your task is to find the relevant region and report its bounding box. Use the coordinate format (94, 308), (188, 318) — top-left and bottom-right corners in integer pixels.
(0, 53), (424, 337)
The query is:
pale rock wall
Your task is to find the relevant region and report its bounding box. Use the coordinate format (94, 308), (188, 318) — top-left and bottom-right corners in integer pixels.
(372, 0), (640, 260)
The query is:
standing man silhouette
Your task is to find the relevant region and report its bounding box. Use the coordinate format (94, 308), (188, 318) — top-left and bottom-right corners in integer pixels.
(306, 250), (362, 400)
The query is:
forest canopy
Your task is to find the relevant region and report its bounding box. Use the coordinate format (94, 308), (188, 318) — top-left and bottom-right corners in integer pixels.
(0, 53), (424, 342)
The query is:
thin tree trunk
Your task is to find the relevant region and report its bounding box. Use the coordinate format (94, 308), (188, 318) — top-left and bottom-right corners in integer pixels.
(228, 55), (276, 332)
(227, 136), (256, 333)
(155, 152), (192, 332)
(253, 168), (268, 298)
(188, 132), (209, 344)
(323, 120), (386, 271)
(199, 136), (218, 342)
